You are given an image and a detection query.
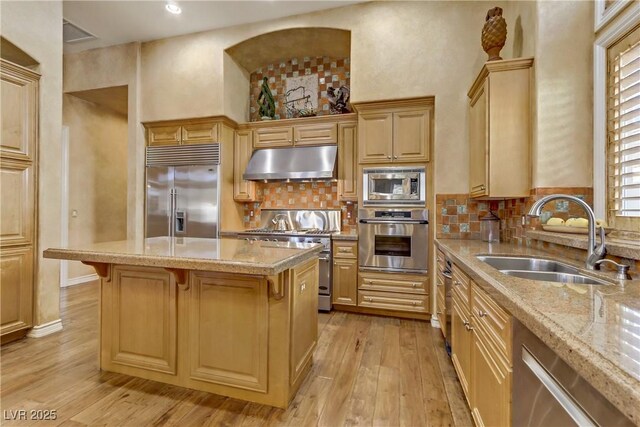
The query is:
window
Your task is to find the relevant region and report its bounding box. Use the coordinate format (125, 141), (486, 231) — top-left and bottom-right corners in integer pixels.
(607, 24), (640, 232)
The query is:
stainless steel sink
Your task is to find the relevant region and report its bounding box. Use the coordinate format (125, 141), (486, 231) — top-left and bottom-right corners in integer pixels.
(477, 255), (611, 286)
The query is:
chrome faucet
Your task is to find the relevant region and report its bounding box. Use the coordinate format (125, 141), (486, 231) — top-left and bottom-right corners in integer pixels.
(527, 194), (606, 270)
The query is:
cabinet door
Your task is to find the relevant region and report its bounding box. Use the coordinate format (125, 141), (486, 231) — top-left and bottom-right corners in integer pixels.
(106, 266), (177, 374)
(294, 122), (337, 146)
(332, 257), (357, 306)
(337, 122), (357, 201)
(182, 122), (219, 145)
(0, 160), (34, 246)
(148, 125), (182, 146)
(469, 81), (489, 198)
(253, 126), (293, 148)
(290, 259), (319, 385)
(392, 109), (430, 162)
(188, 272), (268, 392)
(233, 130), (256, 202)
(1, 64), (37, 161)
(451, 295), (472, 403)
(0, 246), (33, 335)
(358, 112), (393, 163)
(471, 328), (512, 427)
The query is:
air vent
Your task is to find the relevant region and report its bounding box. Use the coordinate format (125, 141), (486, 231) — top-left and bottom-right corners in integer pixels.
(63, 19), (96, 43)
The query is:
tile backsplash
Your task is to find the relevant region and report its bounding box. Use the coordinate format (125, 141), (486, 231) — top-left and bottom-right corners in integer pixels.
(241, 181), (357, 232)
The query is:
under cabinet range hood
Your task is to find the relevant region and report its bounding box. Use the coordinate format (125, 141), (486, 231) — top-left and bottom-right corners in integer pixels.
(243, 145), (337, 181)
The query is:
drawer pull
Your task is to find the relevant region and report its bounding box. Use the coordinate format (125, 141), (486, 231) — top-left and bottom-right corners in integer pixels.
(412, 283), (418, 288)
(464, 321), (474, 331)
(477, 309), (487, 318)
(454, 280), (461, 286)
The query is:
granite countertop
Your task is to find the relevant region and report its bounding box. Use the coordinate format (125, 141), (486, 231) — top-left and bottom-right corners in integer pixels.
(331, 232), (358, 241)
(44, 236), (323, 276)
(435, 239), (640, 424)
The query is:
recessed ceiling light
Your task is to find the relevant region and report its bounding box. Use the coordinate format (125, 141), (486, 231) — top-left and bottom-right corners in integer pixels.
(165, 3), (181, 14)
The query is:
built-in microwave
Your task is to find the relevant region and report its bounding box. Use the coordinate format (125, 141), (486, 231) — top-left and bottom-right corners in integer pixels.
(362, 166), (426, 206)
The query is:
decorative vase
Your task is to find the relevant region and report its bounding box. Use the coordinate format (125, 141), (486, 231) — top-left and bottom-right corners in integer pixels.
(482, 7), (507, 61)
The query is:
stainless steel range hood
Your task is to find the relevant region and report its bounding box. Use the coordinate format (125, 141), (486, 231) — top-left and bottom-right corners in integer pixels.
(243, 145), (337, 181)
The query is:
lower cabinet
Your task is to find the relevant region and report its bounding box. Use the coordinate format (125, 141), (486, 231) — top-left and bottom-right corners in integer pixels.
(332, 240), (358, 306)
(357, 271), (429, 317)
(448, 261), (513, 425)
(0, 246), (34, 338)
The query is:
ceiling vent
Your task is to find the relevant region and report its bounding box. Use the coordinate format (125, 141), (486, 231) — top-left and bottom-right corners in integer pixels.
(63, 19), (96, 43)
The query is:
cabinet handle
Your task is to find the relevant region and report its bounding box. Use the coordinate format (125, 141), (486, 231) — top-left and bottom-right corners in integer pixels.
(480, 185), (486, 190)
(288, 139), (292, 143)
(437, 311), (442, 315)
(394, 156), (398, 159)
(387, 155), (391, 159)
(412, 283), (418, 288)
(464, 320), (474, 331)
(454, 280), (461, 286)
(477, 309), (487, 318)
(412, 301), (418, 306)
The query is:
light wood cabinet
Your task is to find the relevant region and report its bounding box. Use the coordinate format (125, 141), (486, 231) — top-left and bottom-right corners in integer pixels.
(1, 60), (39, 343)
(468, 58), (533, 198)
(290, 258), (319, 385)
(356, 270), (430, 317)
(332, 240), (358, 306)
(358, 289), (429, 313)
(448, 260), (513, 426)
(337, 122), (357, 201)
(436, 249), (447, 338)
(354, 98), (433, 164)
(144, 117), (235, 147)
(233, 130), (257, 202)
(359, 270), (428, 294)
(253, 121), (337, 149)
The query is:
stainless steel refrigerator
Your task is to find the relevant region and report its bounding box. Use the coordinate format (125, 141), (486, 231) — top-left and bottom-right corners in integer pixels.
(145, 144), (220, 238)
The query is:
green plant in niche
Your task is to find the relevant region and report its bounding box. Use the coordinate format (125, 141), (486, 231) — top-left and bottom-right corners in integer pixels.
(258, 77), (276, 119)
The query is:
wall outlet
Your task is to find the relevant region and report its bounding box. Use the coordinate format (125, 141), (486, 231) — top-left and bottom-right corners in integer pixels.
(250, 210), (254, 217)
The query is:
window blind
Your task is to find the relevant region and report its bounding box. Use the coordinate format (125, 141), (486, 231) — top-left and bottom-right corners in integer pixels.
(607, 24), (640, 230)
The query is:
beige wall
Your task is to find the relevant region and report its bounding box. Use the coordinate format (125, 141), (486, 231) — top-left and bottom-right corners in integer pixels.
(64, 43), (146, 240)
(1, 1), (63, 326)
(533, 1), (593, 188)
(63, 95), (128, 279)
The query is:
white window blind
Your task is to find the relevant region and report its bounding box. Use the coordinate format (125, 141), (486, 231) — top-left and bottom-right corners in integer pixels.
(608, 24), (640, 230)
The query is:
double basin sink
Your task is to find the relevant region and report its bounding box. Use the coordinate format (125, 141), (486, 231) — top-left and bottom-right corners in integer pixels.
(477, 256), (611, 286)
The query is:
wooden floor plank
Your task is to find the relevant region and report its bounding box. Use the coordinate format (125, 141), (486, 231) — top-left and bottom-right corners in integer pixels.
(0, 282), (468, 427)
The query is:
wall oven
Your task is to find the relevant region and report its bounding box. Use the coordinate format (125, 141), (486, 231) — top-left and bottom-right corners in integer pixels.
(362, 166), (426, 206)
(358, 209), (429, 273)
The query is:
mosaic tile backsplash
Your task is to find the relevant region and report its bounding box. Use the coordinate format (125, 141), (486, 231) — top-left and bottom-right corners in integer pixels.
(241, 181), (357, 232)
(435, 187), (594, 242)
(249, 56), (350, 122)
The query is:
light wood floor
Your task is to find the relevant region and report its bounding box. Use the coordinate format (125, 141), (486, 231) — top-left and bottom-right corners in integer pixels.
(1, 282), (472, 426)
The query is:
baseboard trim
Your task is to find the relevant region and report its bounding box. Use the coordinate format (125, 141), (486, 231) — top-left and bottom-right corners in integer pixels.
(27, 319), (63, 338)
(63, 273), (98, 287)
(431, 314), (441, 328)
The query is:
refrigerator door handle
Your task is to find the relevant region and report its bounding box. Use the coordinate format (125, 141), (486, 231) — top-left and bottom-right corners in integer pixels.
(169, 188), (177, 237)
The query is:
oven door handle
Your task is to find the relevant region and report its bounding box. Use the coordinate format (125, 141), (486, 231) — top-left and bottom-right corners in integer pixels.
(359, 219), (428, 225)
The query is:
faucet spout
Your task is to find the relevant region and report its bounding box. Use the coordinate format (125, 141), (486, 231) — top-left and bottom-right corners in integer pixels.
(526, 194), (606, 270)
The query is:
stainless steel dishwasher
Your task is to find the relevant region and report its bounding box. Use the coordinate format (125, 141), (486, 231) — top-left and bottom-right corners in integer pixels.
(513, 320), (634, 426)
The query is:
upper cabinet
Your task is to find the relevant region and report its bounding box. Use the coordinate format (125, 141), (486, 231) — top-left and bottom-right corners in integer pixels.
(246, 115), (354, 149)
(143, 117), (237, 147)
(337, 121), (357, 201)
(354, 97), (433, 164)
(468, 58), (533, 199)
(234, 129), (257, 202)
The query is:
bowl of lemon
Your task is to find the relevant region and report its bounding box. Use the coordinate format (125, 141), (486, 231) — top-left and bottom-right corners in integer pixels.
(541, 217), (611, 235)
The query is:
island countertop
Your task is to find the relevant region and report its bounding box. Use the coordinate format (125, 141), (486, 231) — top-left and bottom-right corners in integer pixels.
(435, 239), (640, 424)
(44, 236), (323, 276)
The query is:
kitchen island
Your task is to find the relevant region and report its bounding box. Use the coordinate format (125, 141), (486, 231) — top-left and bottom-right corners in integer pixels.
(44, 237), (322, 408)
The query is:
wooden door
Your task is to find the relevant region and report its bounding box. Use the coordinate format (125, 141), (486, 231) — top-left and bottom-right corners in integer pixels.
(332, 257), (357, 306)
(253, 126), (293, 148)
(233, 130), (256, 201)
(451, 295), (472, 403)
(0, 160), (34, 246)
(471, 327), (512, 427)
(358, 112), (393, 163)
(182, 122), (219, 144)
(337, 122), (357, 201)
(147, 125), (182, 146)
(469, 80), (489, 198)
(0, 246), (33, 335)
(105, 266), (178, 374)
(290, 259), (318, 385)
(1, 64), (37, 162)
(392, 109), (430, 162)
(188, 271), (268, 392)
(293, 122), (337, 146)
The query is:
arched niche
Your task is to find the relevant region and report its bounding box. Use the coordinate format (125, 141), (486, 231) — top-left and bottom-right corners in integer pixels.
(226, 27), (351, 73)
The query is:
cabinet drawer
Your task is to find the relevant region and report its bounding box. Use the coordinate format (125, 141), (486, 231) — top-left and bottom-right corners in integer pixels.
(358, 290), (428, 313)
(182, 122), (219, 144)
(148, 125), (181, 146)
(294, 123), (337, 146)
(472, 284), (512, 360)
(253, 127), (293, 148)
(451, 264), (470, 306)
(359, 271), (428, 294)
(333, 241), (357, 259)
